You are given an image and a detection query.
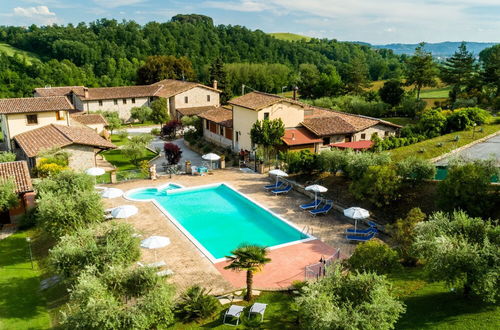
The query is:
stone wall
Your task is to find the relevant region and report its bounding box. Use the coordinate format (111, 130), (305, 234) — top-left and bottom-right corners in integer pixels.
(65, 144), (97, 171)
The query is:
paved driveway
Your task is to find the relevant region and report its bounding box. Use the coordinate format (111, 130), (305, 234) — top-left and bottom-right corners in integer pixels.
(436, 133), (500, 166)
(150, 138), (204, 171)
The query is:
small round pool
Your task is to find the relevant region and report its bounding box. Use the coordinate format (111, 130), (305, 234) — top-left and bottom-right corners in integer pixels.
(124, 183), (183, 201)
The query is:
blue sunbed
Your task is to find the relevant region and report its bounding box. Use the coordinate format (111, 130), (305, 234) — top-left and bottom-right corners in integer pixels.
(346, 231), (376, 242)
(367, 220), (378, 228)
(264, 181), (284, 190)
(299, 199), (322, 210)
(345, 227), (378, 234)
(271, 184), (292, 195)
(309, 202), (333, 216)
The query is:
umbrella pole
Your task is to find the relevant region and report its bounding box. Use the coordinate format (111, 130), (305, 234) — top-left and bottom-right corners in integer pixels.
(355, 218), (358, 231)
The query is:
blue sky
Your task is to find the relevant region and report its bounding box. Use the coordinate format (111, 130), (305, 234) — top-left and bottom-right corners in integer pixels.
(1, 0), (499, 44)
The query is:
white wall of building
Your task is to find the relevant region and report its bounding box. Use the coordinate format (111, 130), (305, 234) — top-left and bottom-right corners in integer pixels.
(81, 97), (151, 122)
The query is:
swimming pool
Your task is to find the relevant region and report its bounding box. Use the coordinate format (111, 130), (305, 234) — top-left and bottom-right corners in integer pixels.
(125, 183), (313, 262)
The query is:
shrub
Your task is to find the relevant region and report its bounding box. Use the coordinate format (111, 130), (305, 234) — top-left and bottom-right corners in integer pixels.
(164, 143), (182, 165)
(386, 208), (426, 266)
(202, 145), (211, 154)
(0, 179), (19, 211)
(150, 98), (170, 126)
(350, 165), (402, 207)
(318, 148), (350, 172)
(0, 152), (16, 163)
(296, 265), (405, 329)
(175, 285), (219, 322)
(280, 150), (318, 174)
(344, 152), (391, 180)
(35, 170), (95, 196)
(122, 143), (145, 166)
(37, 189), (104, 238)
(117, 130), (129, 140)
(49, 222), (140, 279)
(161, 120), (182, 139)
(150, 128), (160, 136)
(446, 107), (490, 132)
(398, 97), (426, 117)
(347, 240), (401, 274)
(139, 160), (150, 177)
(130, 106), (153, 123)
(396, 156), (436, 183)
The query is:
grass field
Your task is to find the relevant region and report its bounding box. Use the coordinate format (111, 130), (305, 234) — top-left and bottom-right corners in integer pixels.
(0, 43), (39, 64)
(384, 117), (418, 126)
(268, 33), (311, 42)
(0, 231), (51, 329)
(101, 135), (157, 171)
(389, 123), (500, 161)
(391, 267), (500, 329)
(419, 87), (451, 99)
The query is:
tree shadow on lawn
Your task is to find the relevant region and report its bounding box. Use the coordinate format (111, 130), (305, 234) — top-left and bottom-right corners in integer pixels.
(0, 235), (31, 268)
(396, 291), (498, 329)
(0, 275), (48, 322)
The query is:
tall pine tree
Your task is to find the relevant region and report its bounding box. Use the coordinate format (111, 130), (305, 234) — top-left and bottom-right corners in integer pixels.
(209, 56), (230, 103)
(405, 43), (438, 99)
(441, 42), (478, 101)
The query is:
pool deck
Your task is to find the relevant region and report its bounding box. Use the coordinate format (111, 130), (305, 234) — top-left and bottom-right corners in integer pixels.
(102, 168), (357, 293)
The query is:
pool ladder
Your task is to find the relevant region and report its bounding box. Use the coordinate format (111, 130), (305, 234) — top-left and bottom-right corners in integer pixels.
(301, 225), (313, 236)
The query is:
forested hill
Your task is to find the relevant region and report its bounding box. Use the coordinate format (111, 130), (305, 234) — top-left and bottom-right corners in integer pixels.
(373, 42), (497, 57)
(0, 14), (404, 98)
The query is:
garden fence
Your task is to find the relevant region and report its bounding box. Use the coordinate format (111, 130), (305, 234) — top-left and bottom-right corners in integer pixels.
(304, 248), (341, 281)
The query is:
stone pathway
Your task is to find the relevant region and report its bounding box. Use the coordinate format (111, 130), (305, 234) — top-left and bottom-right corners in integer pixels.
(149, 138), (205, 171)
(0, 224), (17, 240)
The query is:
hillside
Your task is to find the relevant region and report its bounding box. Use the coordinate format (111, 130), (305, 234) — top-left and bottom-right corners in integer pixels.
(373, 41), (497, 57)
(269, 33), (311, 42)
(0, 43), (39, 64)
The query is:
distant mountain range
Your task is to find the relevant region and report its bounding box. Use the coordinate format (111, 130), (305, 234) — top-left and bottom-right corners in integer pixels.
(372, 42), (498, 57)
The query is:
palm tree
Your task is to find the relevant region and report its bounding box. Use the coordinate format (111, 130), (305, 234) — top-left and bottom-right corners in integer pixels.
(224, 245), (271, 301)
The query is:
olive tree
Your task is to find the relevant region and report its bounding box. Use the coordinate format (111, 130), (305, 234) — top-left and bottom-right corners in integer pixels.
(0, 179), (19, 211)
(296, 265), (405, 329)
(413, 211), (500, 302)
(347, 240), (401, 275)
(350, 165), (402, 207)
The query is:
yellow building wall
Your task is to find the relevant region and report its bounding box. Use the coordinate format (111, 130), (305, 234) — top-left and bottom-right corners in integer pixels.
(257, 102), (304, 128)
(352, 124), (397, 141)
(232, 105), (258, 152)
(174, 87), (220, 111)
(6, 111), (70, 139)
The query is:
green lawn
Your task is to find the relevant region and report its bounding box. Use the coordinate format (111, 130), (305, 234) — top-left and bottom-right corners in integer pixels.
(0, 43), (40, 64)
(419, 87), (451, 99)
(102, 135), (158, 171)
(268, 33), (311, 42)
(170, 291), (298, 329)
(385, 117), (418, 126)
(391, 267), (500, 329)
(389, 124), (500, 161)
(0, 231), (51, 329)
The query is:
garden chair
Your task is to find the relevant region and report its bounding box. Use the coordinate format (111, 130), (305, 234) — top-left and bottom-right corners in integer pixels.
(271, 184), (292, 195)
(345, 227), (378, 235)
(223, 305), (244, 326)
(346, 231), (376, 242)
(156, 269), (174, 277)
(309, 201), (333, 216)
(264, 181), (284, 190)
(248, 302), (267, 322)
(299, 199), (322, 210)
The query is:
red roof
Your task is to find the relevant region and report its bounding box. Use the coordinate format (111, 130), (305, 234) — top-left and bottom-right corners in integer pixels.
(330, 140), (373, 150)
(282, 127), (323, 146)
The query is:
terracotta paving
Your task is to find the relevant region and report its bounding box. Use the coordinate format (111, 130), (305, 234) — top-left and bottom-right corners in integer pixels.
(214, 239), (343, 289)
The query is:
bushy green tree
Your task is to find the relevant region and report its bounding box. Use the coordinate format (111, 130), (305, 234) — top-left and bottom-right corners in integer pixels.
(0, 152), (16, 163)
(122, 135), (153, 166)
(347, 240), (401, 274)
(0, 179), (19, 211)
(418, 109), (447, 137)
(296, 265), (405, 329)
(396, 156), (436, 184)
(441, 42), (478, 101)
(350, 165), (402, 207)
(318, 148), (351, 173)
(405, 43), (438, 99)
(279, 150), (318, 174)
(99, 111), (122, 135)
(344, 151), (392, 180)
(413, 211), (500, 302)
(437, 158), (499, 218)
(137, 55), (195, 84)
(49, 223), (140, 279)
(479, 44), (500, 97)
(149, 98), (170, 128)
(379, 80), (405, 107)
(250, 119), (285, 163)
(130, 106), (152, 123)
(386, 208), (426, 266)
(35, 170), (95, 196)
(37, 189), (104, 238)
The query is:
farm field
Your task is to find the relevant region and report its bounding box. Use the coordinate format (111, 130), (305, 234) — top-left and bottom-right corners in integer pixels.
(419, 87), (451, 98)
(269, 32), (311, 42)
(0, 43), (40, 64)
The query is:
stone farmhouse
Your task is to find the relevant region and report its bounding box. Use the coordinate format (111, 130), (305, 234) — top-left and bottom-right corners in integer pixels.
(0, 160), (35, 224)
(34, 79), (221, 121)
(198, 91), (401, 153)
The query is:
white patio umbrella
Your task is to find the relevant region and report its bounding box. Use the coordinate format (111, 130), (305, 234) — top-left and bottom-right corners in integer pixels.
(202, 153), (221, 169)
(268, 169), (288, 185)
(141, 236), (171, 262)
(101, 188), (124, 199)
(111, 205), (138, 219)
(305, 184), (328, 203)
(343, 207), (370, 231)
(85, 167), (105, 176)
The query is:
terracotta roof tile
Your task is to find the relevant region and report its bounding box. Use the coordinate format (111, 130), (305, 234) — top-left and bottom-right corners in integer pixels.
(152, 79), (220, 98)
(0, 161), (33, 193)
(302, 116), (358, 136)
(14, 124), (116, 157)
(71, 113), (108, 126)
(176, 105), (218, 116)
(198, 107), (233, 127)
(282, 127), (323, 146)
(82, 85), (162, 101)
(0, 96), (74, 114)
(229, 91), (304, 110)
(34, 86), (86, 97)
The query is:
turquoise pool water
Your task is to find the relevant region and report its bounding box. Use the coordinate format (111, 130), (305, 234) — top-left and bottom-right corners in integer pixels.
(127, 184), (308, 260)
(126, 184), (182, 200)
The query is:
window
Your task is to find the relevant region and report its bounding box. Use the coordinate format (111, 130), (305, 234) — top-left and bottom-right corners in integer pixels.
(114, 99), (118, 105)
(205, 120), (209, 129)
(132, 98), (136, 104)
(236, 132), (239, 142)
(55, 111), (65, 121)
(322, 137), (330, 145)
(123, 99), (127, 104)
(149, 97), (154, 103)
(219, 125), (224, 135)
(263, 112), (270, 120)
(26, 114), (38, 125)
(384, 131), (389, 137)
(184, 96), (189, 104)
(361, 133), (366, 140)
(207, 95), (211, 102)
(98, 100), (103, 106)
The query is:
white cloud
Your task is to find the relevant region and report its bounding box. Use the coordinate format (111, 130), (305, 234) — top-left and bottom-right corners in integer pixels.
(92, 0), (148, 8)
(11, 6), (58, 25)
(204, 0), (273, 12)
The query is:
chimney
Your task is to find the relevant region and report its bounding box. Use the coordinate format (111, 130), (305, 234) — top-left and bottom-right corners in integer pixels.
(292, 86), (298, 100)
(291, 132), (296, 141)
(83, 87), (89, 99)
(213, 80), (218, 90)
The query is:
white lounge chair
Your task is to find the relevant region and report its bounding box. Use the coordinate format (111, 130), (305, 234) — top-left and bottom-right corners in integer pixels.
(137, 261), (167, 268)
(191, 166), (198, 175)
(248, 302), (267, 321)
(223, 305), (244, 326)
(156, 269), (174, 277)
